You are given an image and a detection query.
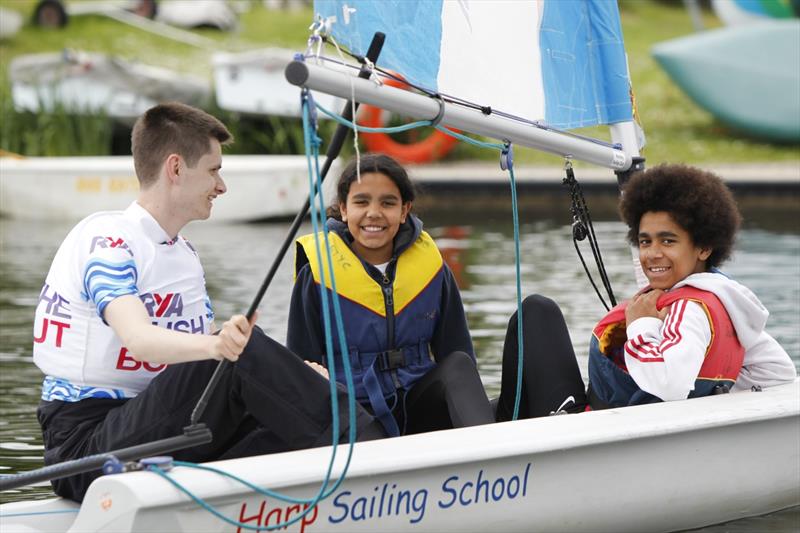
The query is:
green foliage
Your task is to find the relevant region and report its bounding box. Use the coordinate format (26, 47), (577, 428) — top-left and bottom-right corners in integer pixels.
(210, 108), (346, 156)
(0, 83), (113, 155)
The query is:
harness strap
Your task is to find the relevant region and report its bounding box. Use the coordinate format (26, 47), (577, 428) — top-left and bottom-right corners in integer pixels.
(375, 349), (405, 371)
(362, 366), (400, 437)
(358, 342), (432, 438)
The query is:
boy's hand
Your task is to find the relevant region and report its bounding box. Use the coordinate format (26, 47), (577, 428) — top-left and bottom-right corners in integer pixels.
(305, 361), (330, 380)
(626, 289), (668, 325)
(214, 312), (258, 362)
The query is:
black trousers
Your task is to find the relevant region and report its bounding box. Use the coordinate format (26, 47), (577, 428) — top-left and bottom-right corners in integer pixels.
(198, 351), (494, 452)
(401, 350), (495, 435)
(38, 327), (384, 502)
(496, 295), (589, 421)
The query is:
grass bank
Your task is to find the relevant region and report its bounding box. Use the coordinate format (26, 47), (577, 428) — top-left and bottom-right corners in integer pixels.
(0, 0), (798, 166)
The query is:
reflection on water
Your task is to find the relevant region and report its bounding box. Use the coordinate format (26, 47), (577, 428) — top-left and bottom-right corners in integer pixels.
(1, 205), (798, 529)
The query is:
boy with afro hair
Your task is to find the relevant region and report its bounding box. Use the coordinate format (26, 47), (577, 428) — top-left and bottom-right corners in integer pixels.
(586, 163), (796, 407)
(496, 164), (795, 418)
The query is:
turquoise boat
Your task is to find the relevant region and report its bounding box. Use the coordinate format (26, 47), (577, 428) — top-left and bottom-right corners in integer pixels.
(652, 20), (800, 143)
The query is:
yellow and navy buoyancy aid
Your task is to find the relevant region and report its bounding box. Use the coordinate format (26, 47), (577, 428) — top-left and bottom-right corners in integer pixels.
(587, 286), (744, 408)
(295, 228), (445, 437)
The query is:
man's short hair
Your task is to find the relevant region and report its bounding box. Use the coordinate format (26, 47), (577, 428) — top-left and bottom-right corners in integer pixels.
(131, 102), (233, 187)
(619, 163), (741, 269)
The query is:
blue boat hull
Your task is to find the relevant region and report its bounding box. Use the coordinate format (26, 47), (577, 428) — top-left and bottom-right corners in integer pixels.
(652, 20), (800, 143)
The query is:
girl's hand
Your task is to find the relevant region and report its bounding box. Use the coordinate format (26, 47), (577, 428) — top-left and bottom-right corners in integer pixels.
(625, 290), (668, 325)
(305, 361), (330, 380)
(213, 312), (257, 362)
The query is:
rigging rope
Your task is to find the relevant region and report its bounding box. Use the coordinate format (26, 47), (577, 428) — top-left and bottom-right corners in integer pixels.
(563, 160), (617, 310)
(302, 88), (359, 493)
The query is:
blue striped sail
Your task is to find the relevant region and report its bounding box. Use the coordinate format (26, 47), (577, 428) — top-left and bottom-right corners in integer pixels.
(314, 0), (634, 130)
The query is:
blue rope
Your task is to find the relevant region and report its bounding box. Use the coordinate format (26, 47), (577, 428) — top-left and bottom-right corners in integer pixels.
(303, 92), (359, 492)
(0, 509), (80, 518)
(316, 102), (432, 133)
(299, 96), (346, 503)
(434, 125), (505, 151)
(507, 164), (524, 421)
(172, 461), (305, 503)
(312, 143), (360, 456)
(428, 126), (525, 420)
(149, 466), (302, 531)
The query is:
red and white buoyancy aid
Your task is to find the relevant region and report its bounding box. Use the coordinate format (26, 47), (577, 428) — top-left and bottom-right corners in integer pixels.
(587, 286), (745, 407)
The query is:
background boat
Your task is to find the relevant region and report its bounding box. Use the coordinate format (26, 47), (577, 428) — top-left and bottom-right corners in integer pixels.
(9, 49), (211, 121)
(0, 6), (23, 39)
(711, 0), (800, 26)
(0, 154), (337, 222)
(652, 19), (800, 143)
(212, 47), (345, 119)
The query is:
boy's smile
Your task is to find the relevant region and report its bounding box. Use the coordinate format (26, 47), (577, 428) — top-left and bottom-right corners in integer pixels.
(174, 139), (226, 223)
(637, 211), (711, 290)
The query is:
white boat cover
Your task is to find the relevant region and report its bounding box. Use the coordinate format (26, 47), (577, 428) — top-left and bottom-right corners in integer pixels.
(156, 0), (238, 31)
(9, 50), (212, 120)
(213, 47), (345, 117)
(0, 6), (23, 39)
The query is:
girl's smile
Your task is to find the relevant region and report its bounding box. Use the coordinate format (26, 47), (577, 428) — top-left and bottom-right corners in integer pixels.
(340, 171), (411, 265)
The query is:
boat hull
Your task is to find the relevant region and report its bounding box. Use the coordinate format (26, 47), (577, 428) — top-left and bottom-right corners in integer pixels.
(1, 379), (798, 532)
(652, 20), (800, 143)
(0, 155), (336, 222)
(212, 48), (345, 117)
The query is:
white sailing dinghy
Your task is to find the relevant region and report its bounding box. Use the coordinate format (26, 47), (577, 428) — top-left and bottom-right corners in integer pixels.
(1, 1), (798, 532)
(0, 154), (335, 222)
(2, 381), (797, 533)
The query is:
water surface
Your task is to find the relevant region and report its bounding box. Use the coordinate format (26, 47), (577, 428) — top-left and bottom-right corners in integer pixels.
(1, 202), (798, 529)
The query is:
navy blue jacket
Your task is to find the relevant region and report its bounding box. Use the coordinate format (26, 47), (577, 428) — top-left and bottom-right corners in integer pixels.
(287, 215), (474, 366)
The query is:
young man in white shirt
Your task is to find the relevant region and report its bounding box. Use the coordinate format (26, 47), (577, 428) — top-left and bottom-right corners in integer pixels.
(34, 102), (383, 502)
